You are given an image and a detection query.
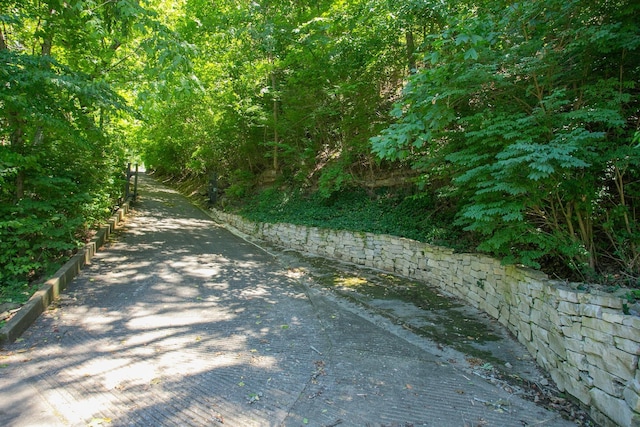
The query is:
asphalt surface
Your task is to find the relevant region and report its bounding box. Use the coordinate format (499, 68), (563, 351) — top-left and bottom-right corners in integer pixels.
(0, 174), (579, 426)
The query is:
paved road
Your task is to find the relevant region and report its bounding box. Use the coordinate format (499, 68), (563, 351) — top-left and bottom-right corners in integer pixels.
(0, 175), (578, 426)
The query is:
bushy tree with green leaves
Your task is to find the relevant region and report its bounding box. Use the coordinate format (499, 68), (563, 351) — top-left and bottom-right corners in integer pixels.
(372, 0), (640, 280)
(0, 0), (191, 301)
(140, 0), (413, 197)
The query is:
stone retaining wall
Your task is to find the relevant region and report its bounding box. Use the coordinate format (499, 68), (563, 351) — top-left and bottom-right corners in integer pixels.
(211, 209), (640, 427)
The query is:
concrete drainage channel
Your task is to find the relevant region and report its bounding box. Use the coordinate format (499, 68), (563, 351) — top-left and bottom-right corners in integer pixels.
(255, 244), (596, 426)
(191, 189), (596, 425)
(0, 200), (132, 345)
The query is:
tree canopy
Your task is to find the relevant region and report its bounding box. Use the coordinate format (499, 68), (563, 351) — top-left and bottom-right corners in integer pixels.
(0, 0), (192, 299)
(2, 0), (639, 299)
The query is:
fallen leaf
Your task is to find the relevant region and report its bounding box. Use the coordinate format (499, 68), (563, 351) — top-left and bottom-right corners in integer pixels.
(87, 417), (112, 426)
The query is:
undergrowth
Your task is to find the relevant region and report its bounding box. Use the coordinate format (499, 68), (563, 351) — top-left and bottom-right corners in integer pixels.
(236, 186), (477, 252)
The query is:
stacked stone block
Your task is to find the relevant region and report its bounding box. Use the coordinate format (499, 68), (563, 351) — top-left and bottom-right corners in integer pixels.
(211, 210), (640, 427)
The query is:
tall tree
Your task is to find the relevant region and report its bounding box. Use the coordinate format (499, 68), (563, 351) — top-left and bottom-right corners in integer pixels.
(0, 0), (192, 293)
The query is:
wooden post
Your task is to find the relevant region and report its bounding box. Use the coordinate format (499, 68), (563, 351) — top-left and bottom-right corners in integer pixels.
(133, 163), (139, 200)
(125, 163), (131, 200)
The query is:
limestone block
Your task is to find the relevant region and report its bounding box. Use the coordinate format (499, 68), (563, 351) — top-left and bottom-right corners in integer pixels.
(498, 314), (510, 328)
(615, 336), (640, 355)
(589, 364), (627, 397)
(566, 349), (589, 371)
(466, 291), (481, 305)
(484, 303), (499, 320)
(561, 323), (583, 340)
(585, 341), (638, 379)
(518, 299), (532, 317)
(523, 279), (545, 293)
(585, 294), (624, 310)
(569, 378), (593, 405)
(427, 258), (441, 268)
(558, 300), (580, 316)
(479, 260), (492, 273)
(482, 280), (498, 295)
(530, 309), (552, 330)
(557, 287), (581, 303)
(536, 344), (559, 369)
(531, 324), (550, 344)
(582, 325), (615, 345)
(616, 322), (640, 342)
(548, 309), (561, 328)
(549, 330), (568, 360)
(563, 336), (585, 354)
(559, 313), (576, 327)
(623, 316), (640, 329)
(532, 297), (545, 312)
(522, 338), (538, 356)
(528, 288), (544, 301)
(498, 300), (510, 315)
(624, 380), (640, 412)
(590, 388), (634, 427)
(583, 317), (616, 335)
(485, 294), (500, 310)
(581, 303), (603, 319)
(550, 365), (573, 392)
(470, 269), (488, 281)
(518, 320), (532, 342)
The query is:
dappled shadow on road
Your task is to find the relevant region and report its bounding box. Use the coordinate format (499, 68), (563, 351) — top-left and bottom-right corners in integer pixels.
(0, 175), (326, 426)
(0, 175), (580, 427)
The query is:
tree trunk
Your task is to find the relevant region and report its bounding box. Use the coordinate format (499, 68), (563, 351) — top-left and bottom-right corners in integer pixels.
(270, 68), (279, 172)
(9, 117), (26, 201)
(0, 28), (6, 50)
(405, 30), (416, 73)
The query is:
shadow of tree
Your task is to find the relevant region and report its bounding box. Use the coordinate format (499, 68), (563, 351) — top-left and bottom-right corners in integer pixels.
(0, 175), (580, 427)
(1, 175), (324, 426)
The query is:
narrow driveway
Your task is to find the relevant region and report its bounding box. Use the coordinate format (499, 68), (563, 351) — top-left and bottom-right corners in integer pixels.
(0, 174), (577, 426)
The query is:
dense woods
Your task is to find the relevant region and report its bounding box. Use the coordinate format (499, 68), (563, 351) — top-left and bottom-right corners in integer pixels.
(2, 0), (639, 304)
(0, 0), (191, 301)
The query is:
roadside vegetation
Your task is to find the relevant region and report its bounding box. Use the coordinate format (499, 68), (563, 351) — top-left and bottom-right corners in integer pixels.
(238, 185), (474, 251)
(2, 0), (639, 309)
(147, 0), (639, 288)
(0, 0), (192, 307)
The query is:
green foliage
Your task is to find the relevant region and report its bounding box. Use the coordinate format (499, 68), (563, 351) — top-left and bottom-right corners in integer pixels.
(0, 0), (185, 301)
(140, 0), (408, 197)
(317, 163), (354, 200)
(372, 0), (640, 279)
(239, 186), (469, 249)
(7, 0), (631, 291)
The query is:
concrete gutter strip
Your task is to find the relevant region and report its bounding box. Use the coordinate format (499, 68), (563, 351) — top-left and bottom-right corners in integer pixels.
(0, 201), (132, 345)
